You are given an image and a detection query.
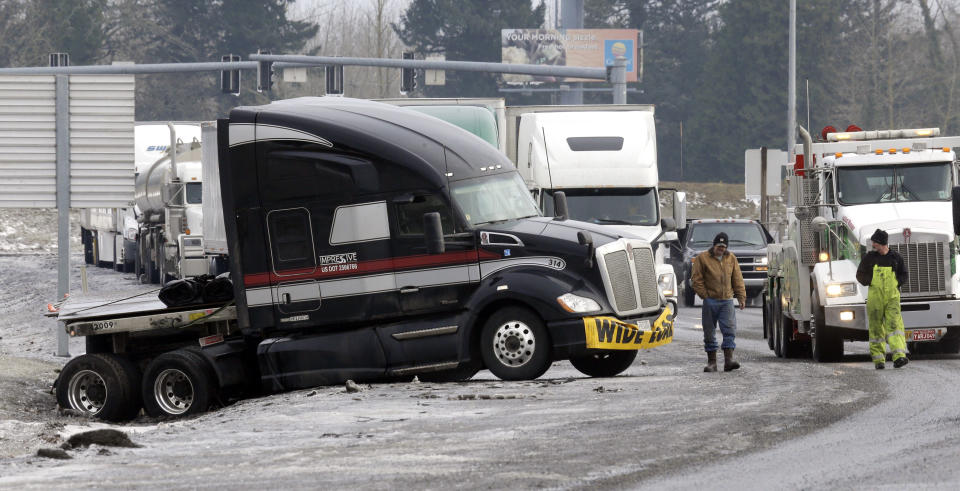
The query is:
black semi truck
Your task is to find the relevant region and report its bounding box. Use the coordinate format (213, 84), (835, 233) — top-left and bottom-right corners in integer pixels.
(52, 97), (673, 420)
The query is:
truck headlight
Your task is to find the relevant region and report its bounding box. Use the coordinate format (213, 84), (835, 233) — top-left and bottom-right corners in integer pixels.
(756, 256), (769, 265)
(826, 282), (857, 298)
(557, 293), (602, 313)
(658, 273), (676, 297)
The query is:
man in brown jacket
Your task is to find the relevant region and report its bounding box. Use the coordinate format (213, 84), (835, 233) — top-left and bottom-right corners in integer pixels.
(691, 232), (746, 372)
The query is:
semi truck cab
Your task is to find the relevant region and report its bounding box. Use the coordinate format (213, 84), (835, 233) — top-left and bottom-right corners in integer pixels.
(222, 97), (671, 387)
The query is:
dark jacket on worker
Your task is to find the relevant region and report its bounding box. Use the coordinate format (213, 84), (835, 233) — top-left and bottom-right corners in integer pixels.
(855, 250), (908, 288)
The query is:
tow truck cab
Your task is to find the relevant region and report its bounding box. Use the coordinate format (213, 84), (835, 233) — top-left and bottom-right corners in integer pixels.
(218, 97), (670, 389)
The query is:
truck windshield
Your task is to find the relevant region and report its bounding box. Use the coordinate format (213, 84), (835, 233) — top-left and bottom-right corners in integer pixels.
(836, 163), (952, 204)
(542, 188), (659, 226)
(688, 223), (766, 247)
(185, 182), (202, 204)
(451, 172), (541, 226)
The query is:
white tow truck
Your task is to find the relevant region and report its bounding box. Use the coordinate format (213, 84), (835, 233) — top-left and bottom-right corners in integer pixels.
(506, 105), (684, 313)
(765, 126), (960, 360)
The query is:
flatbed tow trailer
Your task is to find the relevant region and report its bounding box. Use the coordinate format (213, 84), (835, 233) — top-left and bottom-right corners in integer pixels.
(50, 97), (674, 421)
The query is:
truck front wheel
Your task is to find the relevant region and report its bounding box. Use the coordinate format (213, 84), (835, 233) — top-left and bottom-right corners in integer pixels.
(142, 350), (216, 417)
(570, 350), (638, 377)
(812, 296), (843, 362)
(56, 353), (141, 421)
(480, 307), (551, 381)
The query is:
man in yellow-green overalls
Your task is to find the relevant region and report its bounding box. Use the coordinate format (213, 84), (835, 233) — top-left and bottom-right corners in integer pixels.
(855, 229), (909, 369)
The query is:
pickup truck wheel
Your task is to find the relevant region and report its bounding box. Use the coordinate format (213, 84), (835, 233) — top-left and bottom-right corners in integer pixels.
(570, 350), (638, 378)
(142, 350), (215, 417)
(811, 296), (843, 362)
(683, 285), (696, 308)
(57, 354), (141, 421)
(480, 307), (551, 381)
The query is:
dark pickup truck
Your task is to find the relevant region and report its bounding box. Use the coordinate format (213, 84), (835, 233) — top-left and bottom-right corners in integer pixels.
(670, 219), (774, 307)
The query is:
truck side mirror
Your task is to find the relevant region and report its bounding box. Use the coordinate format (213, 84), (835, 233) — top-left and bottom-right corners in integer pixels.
(578, 231), (594, 268)
(553, 191), (569, 221)
(660, 217), (677, 232)
(672, 191), (687, 229)
(953, 187), (960, 236)
(423, 212), (445, 255)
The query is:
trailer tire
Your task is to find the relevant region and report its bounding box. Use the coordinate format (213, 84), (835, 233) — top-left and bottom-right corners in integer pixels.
(812, 296), (843, 362)
(142, 350), (215, 418)
(480, 307), (551, 381)
(570, 350), (638, 378)
(57, 353), (142, 421)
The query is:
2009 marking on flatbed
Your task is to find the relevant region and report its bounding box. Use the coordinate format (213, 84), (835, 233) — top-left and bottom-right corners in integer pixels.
(66, 305), (238, 337)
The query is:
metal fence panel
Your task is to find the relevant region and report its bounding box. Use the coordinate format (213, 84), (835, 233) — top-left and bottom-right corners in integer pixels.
(69, 74), (135, 208)
(0, 75), (56, 207)
(0, 74), (134, 208)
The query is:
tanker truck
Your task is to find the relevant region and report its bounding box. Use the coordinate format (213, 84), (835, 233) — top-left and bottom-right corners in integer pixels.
(134, 123), (205, 284)
(765, 125), (960, 361)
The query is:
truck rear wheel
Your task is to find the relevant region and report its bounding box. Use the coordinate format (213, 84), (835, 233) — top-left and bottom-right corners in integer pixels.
(570, 350), (638, 377)
(480, 307), (551, 381)
(778, 312), (808, 359)
(812, 296), (843, 362)
(56, 353), (141, 421)
(142, 350), (216, 417)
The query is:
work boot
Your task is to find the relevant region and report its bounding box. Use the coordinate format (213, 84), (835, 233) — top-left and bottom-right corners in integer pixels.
(894, 357), (909, 368)
(704, 351), (718, 372)
(875, 362), (885, 370)
(723, 348), (740, 372)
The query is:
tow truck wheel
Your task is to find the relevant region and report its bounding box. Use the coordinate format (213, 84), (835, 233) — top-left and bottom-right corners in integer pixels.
(56, 353), (142, 421)
(480, 307), (551, 381)
(570, 350), (638, 378)
(142, 350), (215, 417)
(812, 296), (843, 362)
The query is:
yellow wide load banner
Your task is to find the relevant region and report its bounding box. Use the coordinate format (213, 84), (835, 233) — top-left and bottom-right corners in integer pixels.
(583, 307), (673, 350)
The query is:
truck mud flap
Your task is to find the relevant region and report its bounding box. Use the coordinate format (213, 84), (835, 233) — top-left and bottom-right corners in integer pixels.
(257, 328), (387, 392)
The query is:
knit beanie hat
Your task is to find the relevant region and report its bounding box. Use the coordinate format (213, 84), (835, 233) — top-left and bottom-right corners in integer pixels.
(713, 232), (729, 247)
(870, 229), (888, 246)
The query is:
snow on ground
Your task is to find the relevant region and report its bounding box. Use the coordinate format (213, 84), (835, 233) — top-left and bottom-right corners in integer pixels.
(0, 209), (81, 253)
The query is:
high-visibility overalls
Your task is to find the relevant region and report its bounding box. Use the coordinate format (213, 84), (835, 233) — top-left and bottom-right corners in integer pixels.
(867, 264), (907, 364)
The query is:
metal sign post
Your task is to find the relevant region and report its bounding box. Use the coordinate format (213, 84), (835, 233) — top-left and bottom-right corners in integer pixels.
(55, 74), (70, 356)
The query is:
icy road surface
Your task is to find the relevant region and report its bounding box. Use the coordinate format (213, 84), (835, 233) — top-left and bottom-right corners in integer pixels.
(1, 254), (960, 489)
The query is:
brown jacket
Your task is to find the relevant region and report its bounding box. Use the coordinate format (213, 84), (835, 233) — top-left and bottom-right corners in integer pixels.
(691, 247), (746, 304)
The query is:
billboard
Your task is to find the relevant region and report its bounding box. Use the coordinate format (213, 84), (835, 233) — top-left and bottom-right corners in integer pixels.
(501, 29), (641, 84)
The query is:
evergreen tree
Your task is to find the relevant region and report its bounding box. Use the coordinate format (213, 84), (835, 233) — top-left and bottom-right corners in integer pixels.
(394, 0), (545, 97)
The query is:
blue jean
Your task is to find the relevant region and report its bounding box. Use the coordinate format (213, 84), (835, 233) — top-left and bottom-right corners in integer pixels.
(702, 298), (737, 352)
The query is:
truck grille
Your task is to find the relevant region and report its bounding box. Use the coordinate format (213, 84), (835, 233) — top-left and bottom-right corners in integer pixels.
(633, 248), (659, 309)
(603, 250), (638, 311)
(889, 242), (947, 297)
(597, 239), (660, 316)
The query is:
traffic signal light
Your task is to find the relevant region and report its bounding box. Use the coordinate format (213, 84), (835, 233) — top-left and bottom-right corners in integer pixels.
(220, 54), (241, 95)
(325, 64), (343, 96)
(400, 51), (417, 94)
(257, 49), (273, 92)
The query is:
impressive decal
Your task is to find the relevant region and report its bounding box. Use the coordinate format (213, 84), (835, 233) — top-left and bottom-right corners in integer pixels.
(583, 306), (674, 350)
(320, 252), (359, 273)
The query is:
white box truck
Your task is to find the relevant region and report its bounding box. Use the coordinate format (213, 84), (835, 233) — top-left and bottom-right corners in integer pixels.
(506, 105), (684, 312)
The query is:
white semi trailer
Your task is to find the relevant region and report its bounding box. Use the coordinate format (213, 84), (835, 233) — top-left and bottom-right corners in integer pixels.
(506, 105), (684, 313)
(134, 123), (205, 283)
(80, 123), (202, 274)
(765, 126), (960, 360)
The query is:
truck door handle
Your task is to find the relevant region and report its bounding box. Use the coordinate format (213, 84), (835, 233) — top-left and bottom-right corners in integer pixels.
(281, 293), (292, 304)
(400, 287), (420, 294)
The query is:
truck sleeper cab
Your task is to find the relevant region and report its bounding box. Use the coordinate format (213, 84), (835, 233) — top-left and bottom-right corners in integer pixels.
(224, 97), (671, 390)
(54, 97), (672, 421)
